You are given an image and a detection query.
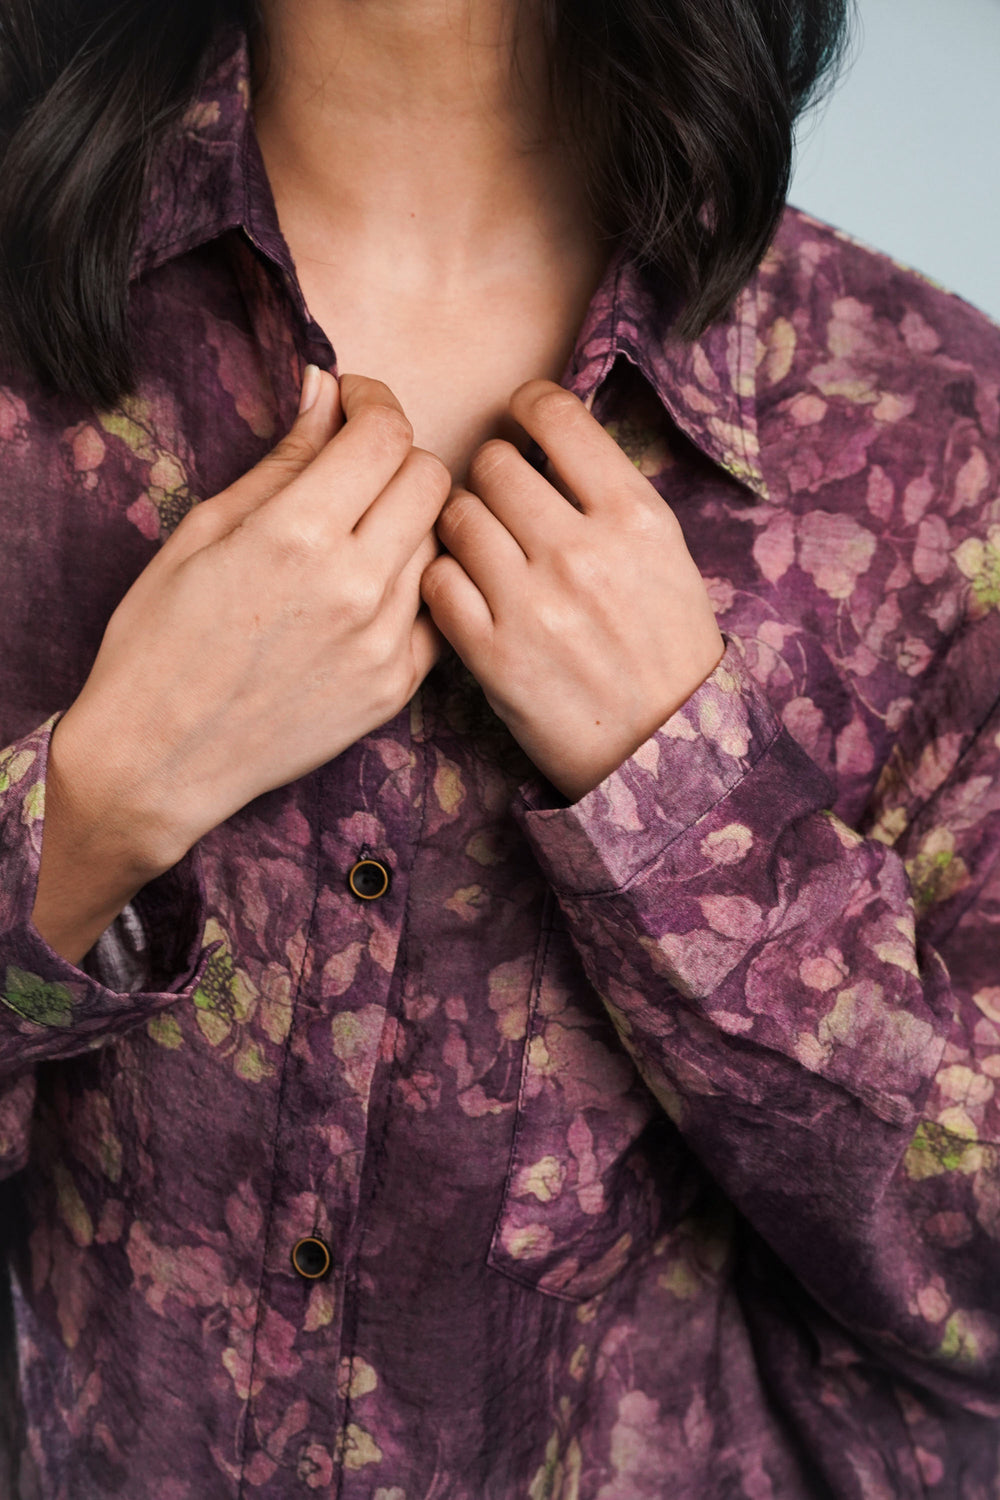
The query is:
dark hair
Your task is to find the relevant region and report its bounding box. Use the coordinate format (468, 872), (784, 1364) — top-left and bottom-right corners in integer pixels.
(0, 0), (852, 409)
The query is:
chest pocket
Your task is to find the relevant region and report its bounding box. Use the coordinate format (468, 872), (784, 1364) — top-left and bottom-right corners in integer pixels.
(486, 897), (702, 1302)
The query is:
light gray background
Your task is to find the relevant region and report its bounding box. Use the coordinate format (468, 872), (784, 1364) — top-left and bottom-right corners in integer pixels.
(789, 0), (1000, 325)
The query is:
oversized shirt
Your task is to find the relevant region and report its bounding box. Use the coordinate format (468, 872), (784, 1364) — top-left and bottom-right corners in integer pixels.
(1, 20), (999, 1500)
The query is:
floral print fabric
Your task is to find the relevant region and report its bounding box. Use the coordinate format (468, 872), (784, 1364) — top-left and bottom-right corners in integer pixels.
(0, 21), (999, 1500)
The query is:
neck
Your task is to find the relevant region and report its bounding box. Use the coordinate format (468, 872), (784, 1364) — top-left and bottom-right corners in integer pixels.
(250, 0), (599, 294)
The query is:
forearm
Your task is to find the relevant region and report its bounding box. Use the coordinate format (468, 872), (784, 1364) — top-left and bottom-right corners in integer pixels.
(29, 715), (175, 966)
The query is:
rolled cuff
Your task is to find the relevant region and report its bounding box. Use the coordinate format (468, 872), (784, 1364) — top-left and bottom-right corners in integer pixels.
(513, 633), (835, 897)
(0, 714), (215, 1066)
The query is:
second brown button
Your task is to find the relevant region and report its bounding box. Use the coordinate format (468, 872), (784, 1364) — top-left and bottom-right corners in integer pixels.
(291, 1236), (331, 1280)
(347, 857), (391, 901)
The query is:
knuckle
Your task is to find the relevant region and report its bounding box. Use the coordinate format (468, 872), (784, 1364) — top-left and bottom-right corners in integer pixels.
(358, 402), (414, 454)
(535, 593), (577, 641)
(419, 553), (446, 597)
(365, 628), (406, 696)
(395, 660), (421, 711)
(374, 675), (407, 726)
(172, 499), (216, 545)
(467, 438), (511, 487)
(435, 495), (457, 532)
(436, 492), (474, 538)
(557, 540), (603, 590)
(377, 636), (407, 683)
(413, 534), (441, 577)
(267, 512), (328, 564)
(339, 570), (385, 624)
(532, 386), (578, 424)
(629, 502), (667, 543)
(270, 430), (321, 474)
(408, 447), (452, 502)
(340, 373), (394, 407)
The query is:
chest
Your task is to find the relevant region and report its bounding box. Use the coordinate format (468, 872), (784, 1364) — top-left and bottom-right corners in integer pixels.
(292, 259), (605, 483)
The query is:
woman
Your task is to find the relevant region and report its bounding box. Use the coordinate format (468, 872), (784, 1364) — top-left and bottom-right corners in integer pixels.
(0, 0), (997, 1494)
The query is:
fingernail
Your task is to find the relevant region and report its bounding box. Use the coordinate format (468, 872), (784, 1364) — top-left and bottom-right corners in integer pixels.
(298, 364), (321, 415)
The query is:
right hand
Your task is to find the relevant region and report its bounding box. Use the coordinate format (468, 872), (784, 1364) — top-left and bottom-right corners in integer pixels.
(51, 369), (450, 876)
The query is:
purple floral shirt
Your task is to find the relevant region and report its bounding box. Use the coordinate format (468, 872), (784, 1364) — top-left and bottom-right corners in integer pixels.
(1, 21), (999, 1500)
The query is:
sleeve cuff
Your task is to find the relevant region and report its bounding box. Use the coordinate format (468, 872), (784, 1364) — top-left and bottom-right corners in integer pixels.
(513, 633), (835, 896)
(1, 714), (216, 1049)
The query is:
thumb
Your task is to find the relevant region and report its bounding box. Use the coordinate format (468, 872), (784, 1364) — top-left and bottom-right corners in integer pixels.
(166, 366), (343, 558)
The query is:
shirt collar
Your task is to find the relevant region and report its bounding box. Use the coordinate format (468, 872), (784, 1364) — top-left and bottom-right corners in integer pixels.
(131, 23), (251, 283)
(567, 248), (768, 499)
(131, 21), (768, 502)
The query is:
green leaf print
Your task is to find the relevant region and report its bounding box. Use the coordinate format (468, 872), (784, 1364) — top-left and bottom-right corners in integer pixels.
(0, 748), (35, 796)
(146, 1013), (184, 1050)
(97, 404), (158, 462)
(954, 530), (1000, 616)
(193, 946), (238, 1046)
(3, 967), (74, 1027)
(939, 1310), (985, 1367)
(904, 1120), (982, 1181)
(190, 924), (258, 1051)
(904, 830), (970, 917)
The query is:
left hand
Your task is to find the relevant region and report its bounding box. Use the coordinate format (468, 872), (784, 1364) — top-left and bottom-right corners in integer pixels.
(420, 380), (726, 803)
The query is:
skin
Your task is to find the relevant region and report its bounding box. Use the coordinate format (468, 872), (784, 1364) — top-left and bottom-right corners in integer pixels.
(425, 384), (727, 802)
(250, 0), (613, 481)
(251, 0), (584, 296)
(253, 0), (726, 800)
(31, 0), (725, 964)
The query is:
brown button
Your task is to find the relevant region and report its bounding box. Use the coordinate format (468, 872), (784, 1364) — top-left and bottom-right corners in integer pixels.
(291, 1236), (331, 1280)
(347, 858), (391, 901)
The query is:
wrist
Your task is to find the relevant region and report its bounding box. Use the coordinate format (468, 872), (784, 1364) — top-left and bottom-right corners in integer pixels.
(47, 705), (190, 883)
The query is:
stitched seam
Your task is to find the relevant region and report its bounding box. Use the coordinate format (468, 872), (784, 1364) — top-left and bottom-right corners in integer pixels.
(485, 1259), (591, 1305)
(234, 775), (323, 1499)
(891, 677), (1000, 831)
(548, 724), (789, 902)
(334, 733), (433, 1500)
(485, 887), (557, 1265)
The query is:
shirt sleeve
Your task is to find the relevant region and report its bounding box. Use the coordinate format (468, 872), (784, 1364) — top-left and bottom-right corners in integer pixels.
(513, 626), (1000, 1417)
(0, 711), (218, 1177)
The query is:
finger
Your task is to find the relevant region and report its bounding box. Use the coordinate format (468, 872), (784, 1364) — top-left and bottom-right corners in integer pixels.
(384, 526), (442, 626)
(352, 446), (452, 579)
(163, 367), (342, 561)
(541, 455), (584, 511)
(420, 551), (494, 649)
(465, 438), (577, 557)
(251, 372), (416, 542)
(433, 485), (527, 608)
(508, 380), (644, 517)
(409, 607), (449, 685)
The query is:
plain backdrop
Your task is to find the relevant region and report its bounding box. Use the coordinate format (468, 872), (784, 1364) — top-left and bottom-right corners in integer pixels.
(788, 0), (1000, 325)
